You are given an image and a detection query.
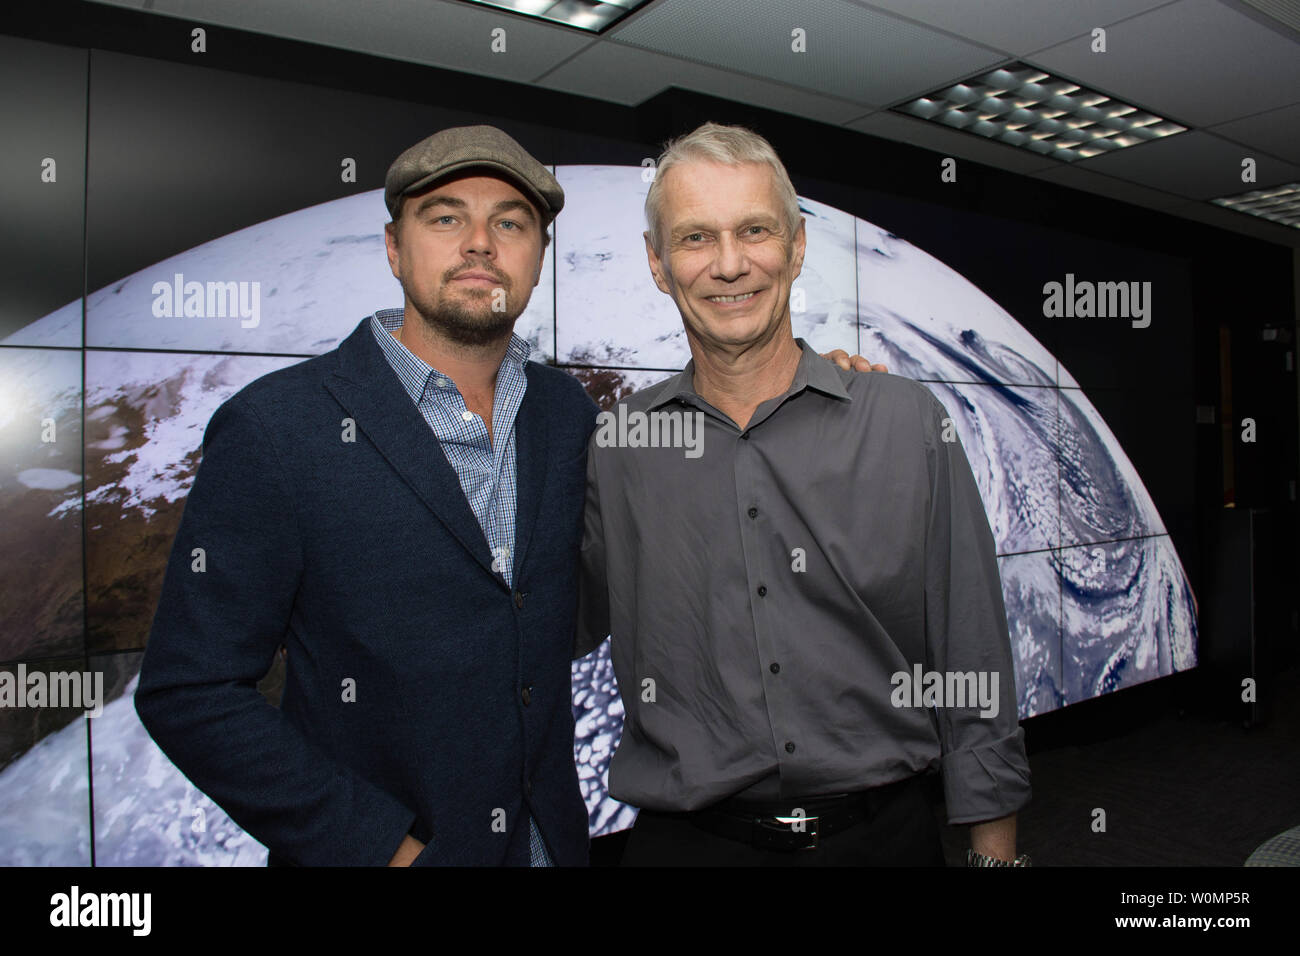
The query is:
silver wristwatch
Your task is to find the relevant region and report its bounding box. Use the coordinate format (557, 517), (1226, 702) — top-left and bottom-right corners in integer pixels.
(966, 848), (1032, 867)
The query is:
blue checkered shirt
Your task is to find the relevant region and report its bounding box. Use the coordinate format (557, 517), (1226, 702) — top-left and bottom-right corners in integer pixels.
(370, 308), (553, 867)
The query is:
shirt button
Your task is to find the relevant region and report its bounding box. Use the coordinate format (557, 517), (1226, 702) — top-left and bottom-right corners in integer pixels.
(747, 507), (758, 519)
(436, 377), (449, 388)
(770, 662), (780, 674)
(514, 591), (524, 609)
(462, 410), (474, 422)
(740, 432), (750, 441)
(757, 585), (767, 597)
(521, 685), (532, 706)
(785, 741), (796, 754)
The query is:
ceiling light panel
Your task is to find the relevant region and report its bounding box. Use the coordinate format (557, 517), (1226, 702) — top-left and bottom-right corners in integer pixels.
(1212, 183), (1300, 229)
(458, 0), (651, 33)
(894, 62), (1187, 163)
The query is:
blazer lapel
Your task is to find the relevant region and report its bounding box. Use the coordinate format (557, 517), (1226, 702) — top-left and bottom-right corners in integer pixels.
(510, 362), (551, 580)
(324, 318), (501, 587)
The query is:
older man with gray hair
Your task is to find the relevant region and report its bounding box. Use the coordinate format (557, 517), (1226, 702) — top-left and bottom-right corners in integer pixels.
(576, 122), (1031, 866)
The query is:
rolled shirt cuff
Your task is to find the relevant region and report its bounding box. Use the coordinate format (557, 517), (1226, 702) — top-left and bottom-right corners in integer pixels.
(939, 726), (1032, 824)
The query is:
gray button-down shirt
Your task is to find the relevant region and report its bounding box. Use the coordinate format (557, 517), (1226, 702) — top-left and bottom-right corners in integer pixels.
(576, 338), (1031, 824)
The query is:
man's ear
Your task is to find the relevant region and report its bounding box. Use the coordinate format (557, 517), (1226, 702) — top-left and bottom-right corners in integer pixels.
(384, 221), (402, 280)
(644, 231), (671, 296)
(790, 216), (807, 281)
(533, 240), (547, 289)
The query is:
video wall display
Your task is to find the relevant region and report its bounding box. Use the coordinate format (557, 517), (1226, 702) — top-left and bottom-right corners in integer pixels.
(0, 38), (1197, 865)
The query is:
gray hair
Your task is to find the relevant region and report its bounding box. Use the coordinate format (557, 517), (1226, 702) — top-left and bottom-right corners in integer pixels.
(644, 122), (801, 256)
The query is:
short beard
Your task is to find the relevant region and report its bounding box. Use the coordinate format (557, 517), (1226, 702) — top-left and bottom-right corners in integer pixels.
(417, 294), (517, 347)
(405, 276), (520, 348)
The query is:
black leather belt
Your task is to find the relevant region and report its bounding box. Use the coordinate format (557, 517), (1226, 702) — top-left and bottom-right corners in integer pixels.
(682, 776), (915, 851)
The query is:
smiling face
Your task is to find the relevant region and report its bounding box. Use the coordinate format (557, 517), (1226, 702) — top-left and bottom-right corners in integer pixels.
(645, 159), (805, 356)
(384, 171), (546, 347)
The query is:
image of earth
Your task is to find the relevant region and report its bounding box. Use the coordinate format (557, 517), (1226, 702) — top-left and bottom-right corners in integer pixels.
(0, 168), (1196, 864)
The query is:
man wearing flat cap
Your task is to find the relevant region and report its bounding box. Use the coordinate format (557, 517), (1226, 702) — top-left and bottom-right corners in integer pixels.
(136, 125), (597, 866)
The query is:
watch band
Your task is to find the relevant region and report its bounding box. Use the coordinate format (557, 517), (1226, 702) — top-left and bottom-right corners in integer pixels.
(966, 848), (1032, 867)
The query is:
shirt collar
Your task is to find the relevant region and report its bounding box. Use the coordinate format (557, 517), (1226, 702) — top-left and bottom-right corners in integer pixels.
(647, 337), (852, 410)
(371, 308), (531, 404)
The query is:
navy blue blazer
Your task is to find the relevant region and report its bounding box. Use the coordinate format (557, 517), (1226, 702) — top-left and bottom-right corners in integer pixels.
(135, 317), (599, 866)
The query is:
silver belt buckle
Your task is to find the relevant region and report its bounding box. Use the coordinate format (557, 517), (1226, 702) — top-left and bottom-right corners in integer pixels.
(773, 813), (820, 849)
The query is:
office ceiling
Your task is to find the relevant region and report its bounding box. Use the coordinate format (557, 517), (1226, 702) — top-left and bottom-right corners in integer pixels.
(89, 0), (1300, 246)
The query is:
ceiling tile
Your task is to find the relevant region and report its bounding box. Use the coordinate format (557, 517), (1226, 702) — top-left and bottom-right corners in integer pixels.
(147, 0), (593, 83)
(1073, 130), (1300, 199)
(609, 0), (1004, 105)
(1207, 101), (1300, 165)
(1029, 0), (1300, 127)
(1030, 162), (1196, 208)
(537, 40), (869, 123)
(858, 0), (1175, 58)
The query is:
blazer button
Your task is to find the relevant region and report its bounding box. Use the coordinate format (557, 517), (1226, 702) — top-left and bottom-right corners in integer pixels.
(521, 685), (532, 706)
(514, 591), (524, 609)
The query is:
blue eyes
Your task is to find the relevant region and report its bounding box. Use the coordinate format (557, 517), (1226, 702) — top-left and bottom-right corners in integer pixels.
(429, 216), (522, 231)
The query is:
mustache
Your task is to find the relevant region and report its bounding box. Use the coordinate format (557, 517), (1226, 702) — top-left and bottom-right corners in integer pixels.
(444, 263), (510, 286)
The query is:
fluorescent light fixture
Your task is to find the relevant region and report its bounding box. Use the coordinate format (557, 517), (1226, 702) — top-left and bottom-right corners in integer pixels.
(456, 0), (651, 33)
(894, 62), (1187, 162)
(1212, 183), (1300, 229)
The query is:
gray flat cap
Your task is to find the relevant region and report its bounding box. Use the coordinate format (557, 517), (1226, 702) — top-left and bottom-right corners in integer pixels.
(384, 125), (563, 224)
